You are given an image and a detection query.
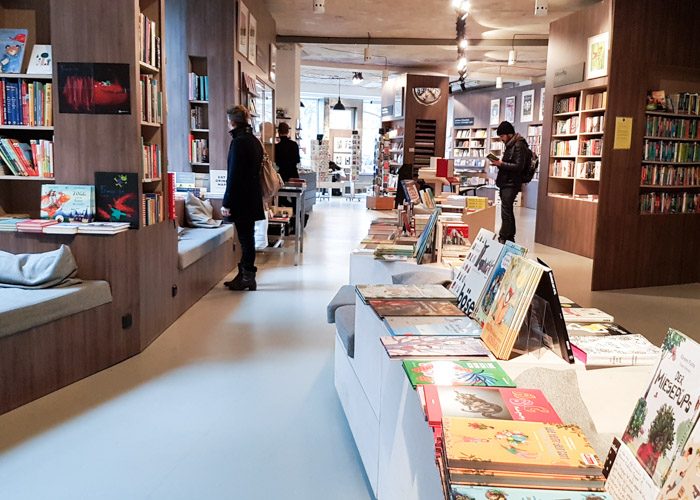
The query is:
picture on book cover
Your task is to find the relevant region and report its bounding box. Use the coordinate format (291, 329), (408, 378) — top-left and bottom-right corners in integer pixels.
(40, 184), (95, 223)
(402, 360), (515, 388)
(368, 299), (465, 318)
(450, 484), (612, 500)
(95, 172), (139, 228)
(0, 29), (28, 74)
(662, 419), (700, 499)
(384, 316), (482, 337)
(58, 63), (131, 114)
(442, 224), (469, 247)
(27, 44), (52, 75)
(620, 328), (700, 487)
(380, 336), (489, 358)
(357, 284), (455, 302)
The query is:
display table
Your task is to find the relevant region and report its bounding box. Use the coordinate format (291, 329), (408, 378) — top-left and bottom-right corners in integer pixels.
(261, 186), (305, 266)
(336, 254), (653, 499)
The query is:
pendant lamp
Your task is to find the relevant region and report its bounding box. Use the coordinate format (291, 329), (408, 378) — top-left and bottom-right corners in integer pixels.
(333, 78), (345, 110)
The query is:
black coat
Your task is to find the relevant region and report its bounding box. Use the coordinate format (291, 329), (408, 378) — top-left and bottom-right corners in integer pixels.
(496, 133), (528, 189)
(274, 136), (301, 182)
(223, 125), (265, 222)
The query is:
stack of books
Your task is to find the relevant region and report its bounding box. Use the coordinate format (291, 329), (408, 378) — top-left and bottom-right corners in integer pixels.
(17, 219), (58, 233)
(0, 217), (28, 232)
(77, 222), (130, 235)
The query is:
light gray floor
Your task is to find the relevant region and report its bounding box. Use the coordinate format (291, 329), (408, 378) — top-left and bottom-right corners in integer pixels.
(0, 200), (697, 499)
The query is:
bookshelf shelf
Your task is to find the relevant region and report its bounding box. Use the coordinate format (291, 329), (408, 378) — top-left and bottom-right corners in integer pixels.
(578, 155), (603, 159)
(552, 133), (578, 138)
(139, 61), (160, 74)
(189, 100), (208, 105)
(191, 162), (210, 167)
(580, 131), (605, 136)
(0, 73), (52, 80)
(554, 111), (580, 117)
(0, 175), (54, 181)
(550, 176), (575, 180)
(0, 125), (54, 131)
(190, 128), (209, 133)
(580, 107), (606, 113)
(640, 184), (700, 189)
(646, 111), (700, 119)
(551, 155), (577, 159)
(142, 177), (162, 183)
(642, 161), (700, 165)
(577, 177), (601, 182)
(643, 136), (700, 142)
(141, 121), (162, 128)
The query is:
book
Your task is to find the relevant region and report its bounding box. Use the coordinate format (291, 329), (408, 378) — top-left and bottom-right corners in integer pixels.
(487, 153), (500, 162)
(566, 322), (633, 336)
(402, 360), (515, 388)
(480, 257), (546, 360)
(356, 284), (455, 302)
(16, 218), (58, 233)
(383, 316), (482, 337)
(570, 334), (661, 366)
(26, 44), (52, 75)
(563, 307), (614, 323)
(380, 336), (490, 358)
(0, 29), (28, 74)
(604, 440), (661, 500)
(0, 217), (27, 231)
(76, 222), (130, 234)
(617, 328), (700, 486)
(450, 485), (612, 500)
(424, 385), (561, 423)
(368, 299), (465, 318)
(662, 419), (700, 499)
(95, 172), (139, 228)
(401, 179), (421, 205)
(40, 184), (95, 223)
(43, 222), (80, 234)
(444, 417), (603, 475)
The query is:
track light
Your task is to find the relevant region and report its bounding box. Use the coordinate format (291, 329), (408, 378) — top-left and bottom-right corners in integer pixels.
(496, 76), (503, 89)
(454, 0), (470, 14)
(313, 0), (325, 14)
(458, 38), (468, 50)
(352, 72), (364, 85)
(508, 49), (516, 66)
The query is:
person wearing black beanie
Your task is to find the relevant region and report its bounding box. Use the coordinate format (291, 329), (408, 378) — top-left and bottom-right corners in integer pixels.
(490, 120), (528, 243)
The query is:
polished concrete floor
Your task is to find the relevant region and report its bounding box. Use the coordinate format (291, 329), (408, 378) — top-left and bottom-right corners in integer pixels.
(0, 200), (698, 499)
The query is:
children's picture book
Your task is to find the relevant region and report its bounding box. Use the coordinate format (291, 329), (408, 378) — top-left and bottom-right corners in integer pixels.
(380, 336), (489, 358)
(40, 184), (95, 222)
(368, 299), (465, 318)
(450, 228), (503, 317)
(480, 256), (546, 360)
(563, 307), (614, 323)
(450, 484), (612, 500)
(604, 439), (661, 500)
(443, 417), (603, 475)
(619, 328), (700, 486)
(27, 44), (52, 75)
(0, 29), (28, 73)
(662, 419), (700, 499)
(425, 385), (561, 423)
(570, 334), (661, 367)
(402, 360), (515, 388)
(474, 240), (528, 325)
(384, 316), (482, 337)
(566, 322), (633, 336)
(401, 179), (421, 205)
(95, 172), (139, 228)
(356, 284), (455, 302)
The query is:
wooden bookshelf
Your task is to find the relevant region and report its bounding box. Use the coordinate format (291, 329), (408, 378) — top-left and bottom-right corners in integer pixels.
(188, 56), (209, 171)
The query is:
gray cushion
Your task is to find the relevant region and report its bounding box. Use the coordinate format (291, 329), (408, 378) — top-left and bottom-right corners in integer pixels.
(0, 244), (79, 289)
(391, 271), (451, 287)
(185, 193), (222, 228)
(0, 280), (112, 338)
(335, 305), (355, 358)
(178, 225), (234, 270)
(327, 285), (357, 324)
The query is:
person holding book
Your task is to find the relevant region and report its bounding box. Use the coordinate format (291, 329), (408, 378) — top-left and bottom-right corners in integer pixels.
(221, 105), (264, 291)
(490, 121), (528, 243)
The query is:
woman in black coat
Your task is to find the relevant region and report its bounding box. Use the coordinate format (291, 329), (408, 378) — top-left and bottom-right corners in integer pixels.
(221, 105), (264, 291)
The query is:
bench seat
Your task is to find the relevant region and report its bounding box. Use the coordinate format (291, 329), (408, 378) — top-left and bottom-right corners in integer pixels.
(0, 280), (113, 338)
(178, 225), (235, 270)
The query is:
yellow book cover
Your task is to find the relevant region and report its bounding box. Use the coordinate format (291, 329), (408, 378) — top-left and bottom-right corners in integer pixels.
(443, 417), (603, 476)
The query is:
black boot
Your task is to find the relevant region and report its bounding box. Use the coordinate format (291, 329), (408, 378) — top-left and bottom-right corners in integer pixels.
(227, 265), (257, 291)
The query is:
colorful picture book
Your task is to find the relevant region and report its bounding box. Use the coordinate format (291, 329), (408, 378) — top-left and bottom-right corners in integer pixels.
(380, 336), (489, 358)
(617, 328), (700, 486)
(383, 316), (482, 337)
(480, 257), (546, 360)
(662, 419), (700, 500)
(95, 172), (139, 228)
(563, 307), (614, 323)
(0, 29), (28, 73)
(356, 284), (455, 303)
(424, 385), (561, 423)
(570, 334), (660, 367)
(402, 360), (515, 388)
(26, 44), (52, 75)
(368, 299), (465, 318)
(40, 184), (95, 223)
(450, 485), (612, 500)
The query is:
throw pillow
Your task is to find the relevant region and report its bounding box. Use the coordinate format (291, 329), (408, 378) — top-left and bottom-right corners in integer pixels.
(185, 193), (222, 228)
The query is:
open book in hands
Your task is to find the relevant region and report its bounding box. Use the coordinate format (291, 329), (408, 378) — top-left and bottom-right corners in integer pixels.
(487, 153), (500, 162)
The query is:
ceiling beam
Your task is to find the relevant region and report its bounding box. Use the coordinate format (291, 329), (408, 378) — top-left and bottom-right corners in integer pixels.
(277, 36), (548, 47)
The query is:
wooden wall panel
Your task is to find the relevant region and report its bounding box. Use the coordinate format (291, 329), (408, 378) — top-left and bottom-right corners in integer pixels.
(165, 0), (189, 171)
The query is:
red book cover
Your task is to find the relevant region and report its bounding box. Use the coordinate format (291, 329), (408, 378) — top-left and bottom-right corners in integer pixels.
(17, 219), (58, 232)
(436, 158), (449, 178)
(422, 385), (443, 429)
(167, 172), (176, 220)
(21, 80), (28, 125)
(499, 388), (562, 423)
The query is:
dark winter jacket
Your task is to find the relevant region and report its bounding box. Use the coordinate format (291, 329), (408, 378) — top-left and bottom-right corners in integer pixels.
(223, 125), (265, 222)
(274, 136), (301, 182)
(496, 133), (528, 189)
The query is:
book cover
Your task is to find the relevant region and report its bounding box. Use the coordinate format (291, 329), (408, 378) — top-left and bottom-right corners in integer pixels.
(449, 229), (503, 317)
(450, 484), (612, 500)
(566, 322), (633, 336)
(570, 334), (661, 367)
(605, 440), (661, 500)
(95, 172), (139, 228)
(563, 308), (614, 323)
(368, 299), (465, 318)
(0, 29), (28, 74)
(383, 316), (482, 337)
(380, 336), (490, 358)
(356, 284), (455, 302)
(77, 222), (130, 234)
(443, 417), (603, 475)
(662, 420), (700, 499)
(402, 360), (515, 388)
(427, 385), (562, 423)
(27, 44), (52, 75)
(620, 328), (700, 486)
(40, 184), (95, 222)
(43, 222), (80, 234)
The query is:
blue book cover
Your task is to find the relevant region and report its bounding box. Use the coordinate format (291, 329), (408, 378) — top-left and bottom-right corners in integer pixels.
(0, 29), (28, 74)
(451, 485), (612, 500)
(40, 184), (95, 222)
(5, 80), (19, 125)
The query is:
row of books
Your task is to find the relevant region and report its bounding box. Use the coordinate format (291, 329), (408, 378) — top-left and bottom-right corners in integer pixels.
(455, 140), (484, 149)
(527, 133), (542, 157)
(551, 139), (577, 156)
(139, 75), (163, 124)
(190, 107), (207, 130)
(142, 192), (164, 226)
(454, 149), (485, 158)
(577, 160), (601, 180)
(188, 72), (208, 102)
(645, 115), (700, 139)
(669, 91), (700, 115)
(455, 129), (487, 139)
(139, 13), (161, 68)
(580, 138), (603, 156)
(0, 138), (53, 177)
(554, 116), (578, 135)
(641, 165), (700, 187)
(643, 140), (700, 163)
(141, 141), (161, 180)
(0, 79), (52, 127)
(640, 191), (700, 214)
(583, 90), (607, 110)
(189, 136), (209, 164)
(554, 95), (577, 114)
(584, 115), (605, 133)
(0, 218), (130, 235)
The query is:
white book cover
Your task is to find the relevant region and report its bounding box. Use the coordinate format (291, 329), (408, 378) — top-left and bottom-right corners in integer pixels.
(26, 44), (52, 75)
(563, 307), (614, 323)
(662, 419), (700, 499)
(571, 334), (661, 366)
(384, 316), (482, 337)
(606, 441), (661, 500)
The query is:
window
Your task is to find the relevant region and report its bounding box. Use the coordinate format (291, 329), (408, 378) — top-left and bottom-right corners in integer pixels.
(329, 108), (355, 130)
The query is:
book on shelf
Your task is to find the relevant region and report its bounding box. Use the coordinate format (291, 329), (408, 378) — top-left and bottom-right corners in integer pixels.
(0, 138), (53, 177)
(450, 485), (612, 500)
(380, 336), (490, 358)
(554, 95), (578, 114)
(139, 13), (161, 68)
(641, 191), (700, 214)
(189, 135), (209, 164)
(579, 138), (603, 156)
(645, 115), (700, 140)
(141, 192), (164, 226)
(383, 316), (482, 337)
(188, 72), (208, 101)
(356, 284), (456, 303)
(641, 165), (700, 187)
(42, 222), (80, 234)
(665, 92), (700, 115)
(76, 222), (130, 235)
(0, 78), (53, 126)
(141, 139), (161, 179)
(562, 307), (613, 323)
(368, 299), (465, 318)
(644, 140), (700, 163)
(139, 75), (162, 124)
(40, 184), (95, 222)
(565, 322), (632, 336)
(555, 116), (579, 135)
(583, 91), (607, 110)
(26, 45), (52, 75)
(577, 161), (601, 180)
(16, 218), (58, 233)
(570, 333), (660, 366)
(551, 160), (575, 178)
(95, 172), (139, 229)
(0, 217), (29, 231)
(190, 106), (207, 130)
(402, 359), (515, 388)
(552, 139), (578, 156)
(584, 115), (605, 133)
(0, 29), (28, 74)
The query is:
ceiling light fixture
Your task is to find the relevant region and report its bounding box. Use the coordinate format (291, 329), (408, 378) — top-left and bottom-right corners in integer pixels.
(300, 101), (305, 108)
(508, 48), (516, 66)
(496, 76), (503, 89)
(333, 78), (345, 111)
(352, 72), (364, 85)
(312, 0), (325, 14)
(458, 38), (468, 50)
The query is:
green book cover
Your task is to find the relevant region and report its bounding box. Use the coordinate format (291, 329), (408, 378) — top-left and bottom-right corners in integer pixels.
(402, 359), (515, 388)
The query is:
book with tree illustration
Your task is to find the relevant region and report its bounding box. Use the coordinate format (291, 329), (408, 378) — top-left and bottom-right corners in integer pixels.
(402, 360), (515, 388)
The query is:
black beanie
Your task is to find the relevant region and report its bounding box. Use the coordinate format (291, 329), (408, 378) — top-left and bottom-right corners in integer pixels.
(496, 121), (515, 135)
